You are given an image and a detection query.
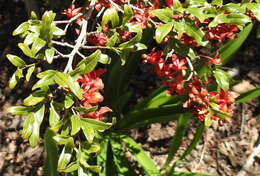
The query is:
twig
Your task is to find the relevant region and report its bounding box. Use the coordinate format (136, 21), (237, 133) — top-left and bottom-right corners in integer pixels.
(186, 57), (195, 81)
(54, 13), (83, 34)
(108, 0), (124, 12)
(63, 19), (87, 73)
(236, 141), (260, 176)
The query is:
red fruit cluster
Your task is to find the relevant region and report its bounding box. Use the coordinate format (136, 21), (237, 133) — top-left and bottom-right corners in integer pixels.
(77, 69), (112, 120)
(95, 0), (127, 11)
(62, 5), (83, 25)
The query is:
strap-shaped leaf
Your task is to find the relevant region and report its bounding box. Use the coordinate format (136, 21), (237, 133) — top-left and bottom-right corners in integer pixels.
(163, 113), (191, 169)
(26, 65), (35, 82)
(110, 138), (138, 175)
(80, 118), (112, 131)
(119, 134), (160, 176)
(58, 146), (73, 171)
(7, 105), (34, 115)
(219, 23), (253, 64)
(236, 88), (260, 103)
(44, 128), (59, 176)
(70, 115), (81, 136)
(97, 140), (109, 176)
(49, 101), (61, 129)
(118, 105), (185, 129)
(213, 68), (230, 91)
(45, 48), (55, 64)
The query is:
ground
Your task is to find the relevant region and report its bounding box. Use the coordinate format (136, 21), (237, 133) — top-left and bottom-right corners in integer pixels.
(0, 0), (259, 176)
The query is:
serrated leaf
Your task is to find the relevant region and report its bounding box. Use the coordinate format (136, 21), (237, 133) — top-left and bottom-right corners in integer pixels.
(29, 104), (45, 147)
(26, 65), (35, 82)
(151, 8), (173, 23)
(213, 68), (229, 91)
(6, 54), (26, 67)
(13, 22), (29, 36)
(155, 22), (174, 43)
(236, 88), (260, 103)
(70, 115), (81, 136)
(45, 48), (55, 64)
(102, 7), (119, 27)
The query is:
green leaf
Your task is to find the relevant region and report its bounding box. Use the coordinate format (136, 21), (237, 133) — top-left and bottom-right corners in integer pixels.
(32, 70), (56, 90)
(110, 138), (138, 175)
(236, 88), (260, 103)
(51, 25), (65, 36)
(97, 140), (109, 176)
(80, 118), (112, 131)
(23, 88), (47, 106)
(31, 37), (46, 56)
(119, 105), (185, 129)
(245, 3), (260, 21)
(186, 7), (214, 22)
(183, 22), (208, 46)
(209, 13), (251, 27)
(151, 8), (173, 23)
(122, 5), (133, 25)
(49, 101), (60, 129)
(211, 0), (222, 6)
(44, 128), (59, 176)
(29, 104), (45, 147)
(53, 135), (74, 147)
(45, 48), (55, 64)
(40, 11), (56, 42)
(24, 33), (38, 45)
(171, 171), (212, 176)
(73, 106), (98, 114)
(9, 69), (24, 89)
(7, 106), (34, 115)
(163, 114), (190, 169)
(65, 94), (74, 109)
(26, 65), (35, 82)
(22, 113), (34, 139)
(99, 53), (112, 64)
(18, 43), (33, 58)
(58, 146), (73, 171)
(219, 23), (253, 64)
(72, 50), (101, 75)
(6, 54), (26, 67)
(155, 22), (174, 43)
(119, 24), (142, 49)
(54, 72), (83, 99)
(102, 7), (119, 27)
(81, 124), (95, 143)
(13, 22), (29, 36)
(70, 115), (81, 136)
(62, 162), (78, 173)
(213, 68), (229, 91)
(119, 134), (160, 175)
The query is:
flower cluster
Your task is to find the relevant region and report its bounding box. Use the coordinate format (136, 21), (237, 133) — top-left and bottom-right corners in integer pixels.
(205, 24), (238, 42)
(77, 69), (112, 120)
(143, 49), (236, 121)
